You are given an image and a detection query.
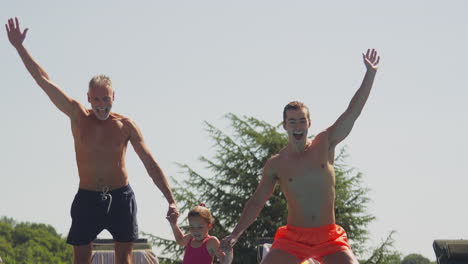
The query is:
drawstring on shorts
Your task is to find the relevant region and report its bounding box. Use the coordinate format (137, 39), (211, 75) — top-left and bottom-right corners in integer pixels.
(100, 186), (113, 214)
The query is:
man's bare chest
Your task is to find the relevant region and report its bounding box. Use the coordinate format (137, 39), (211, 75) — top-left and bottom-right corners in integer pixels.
(275, 147), (334, 188)
(73, 118), (128, 151)
(278, 160), (332, 181)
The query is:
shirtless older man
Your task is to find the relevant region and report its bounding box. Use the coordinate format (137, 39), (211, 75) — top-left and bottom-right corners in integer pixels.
(221, 49), (380, 264)
(6, 17), (178, 264)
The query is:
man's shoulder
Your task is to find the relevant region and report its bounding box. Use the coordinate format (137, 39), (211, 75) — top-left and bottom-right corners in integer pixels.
(110, 113), (136, 126)
(264, 151), (285, 173)
(309, 130), (330, 149)
(267, 150), (284, 164)
(313, 130), (329, 141)
(110, 112), (130, 121)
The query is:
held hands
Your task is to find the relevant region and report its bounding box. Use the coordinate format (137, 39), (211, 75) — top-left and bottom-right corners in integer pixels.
(166, 203), (179, 224)
(5, 17), (28, 48)
(217, 247), (233, 264)
(220, 233), (238, 253)
(363, 48), (380, 72)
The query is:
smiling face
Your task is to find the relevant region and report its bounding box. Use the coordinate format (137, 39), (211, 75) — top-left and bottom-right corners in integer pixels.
(88, 85), (114, 120)
(87, 75), (114, 120)
(188, 215), (212, 241)
(283, 107), (311, 147)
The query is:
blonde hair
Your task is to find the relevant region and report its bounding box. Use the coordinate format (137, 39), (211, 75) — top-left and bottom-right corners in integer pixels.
(188, 204), (214, 225)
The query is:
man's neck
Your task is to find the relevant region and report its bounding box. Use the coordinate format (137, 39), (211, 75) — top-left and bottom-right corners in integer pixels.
(288, 139), (310, 153)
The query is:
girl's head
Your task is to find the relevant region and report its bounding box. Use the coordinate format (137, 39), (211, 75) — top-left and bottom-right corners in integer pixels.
(187, 204), (214, 241)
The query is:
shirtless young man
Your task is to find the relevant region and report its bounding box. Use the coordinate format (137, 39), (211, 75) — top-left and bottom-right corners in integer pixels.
(6, 17), (178, 264)
(221, 49), (380, 264)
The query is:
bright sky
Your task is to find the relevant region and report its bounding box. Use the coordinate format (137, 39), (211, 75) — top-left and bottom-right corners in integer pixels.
(2, 1), (467, 261)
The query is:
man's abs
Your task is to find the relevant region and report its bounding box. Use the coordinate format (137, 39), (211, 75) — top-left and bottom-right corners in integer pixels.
(75, 141), (130, 191)
(278, 166), (336, 227)
(284, 189), (336, 227)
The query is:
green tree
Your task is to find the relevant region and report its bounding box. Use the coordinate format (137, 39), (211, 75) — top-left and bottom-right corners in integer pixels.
(157, 258), (180, 264)
(0, 217), (72, 264)
(147, 114), (392, 263)
(361, 231), (401, 264)
(401, 253), (434, 264)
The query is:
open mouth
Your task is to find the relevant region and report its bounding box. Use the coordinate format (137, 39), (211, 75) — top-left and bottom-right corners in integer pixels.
(96, 106), (109, 113)
(293, 131), (304, 140)
(94, 106), (111, 120)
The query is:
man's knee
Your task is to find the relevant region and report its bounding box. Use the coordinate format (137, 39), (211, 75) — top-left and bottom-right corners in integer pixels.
(115, 242), (133, 264)
(115, 252), (132, 264)
(73, 244), (92, 264)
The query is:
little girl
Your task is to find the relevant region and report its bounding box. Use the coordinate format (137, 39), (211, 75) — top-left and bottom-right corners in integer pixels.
(167, 203), (233, 264)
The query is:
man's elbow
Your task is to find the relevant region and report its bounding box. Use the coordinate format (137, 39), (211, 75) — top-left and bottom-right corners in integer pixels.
(34, 75), (53, 90)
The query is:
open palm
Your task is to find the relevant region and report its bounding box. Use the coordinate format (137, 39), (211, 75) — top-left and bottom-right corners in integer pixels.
(363, 48), (380, 71)
(5, 17), (28, 48)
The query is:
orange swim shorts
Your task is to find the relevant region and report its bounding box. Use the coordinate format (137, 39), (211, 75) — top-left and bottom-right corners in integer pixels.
(270, 224), (351, 263)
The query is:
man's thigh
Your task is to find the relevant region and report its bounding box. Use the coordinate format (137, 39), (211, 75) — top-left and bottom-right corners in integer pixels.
(73, 244), (92, 264)
(321, 249), (359, 264)
(115, 241), (133, 264)
(261, 248), (302, 264)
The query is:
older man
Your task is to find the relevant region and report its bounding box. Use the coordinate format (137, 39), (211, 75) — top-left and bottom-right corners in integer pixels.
(6, 17), (178, 264)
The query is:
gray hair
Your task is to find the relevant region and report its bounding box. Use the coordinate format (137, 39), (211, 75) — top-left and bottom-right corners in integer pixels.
(89, 75), (112, 91)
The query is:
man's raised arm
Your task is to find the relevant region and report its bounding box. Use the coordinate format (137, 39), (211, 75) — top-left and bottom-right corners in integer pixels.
(327, 48), (380, 152)
(5, 17), (81, 119)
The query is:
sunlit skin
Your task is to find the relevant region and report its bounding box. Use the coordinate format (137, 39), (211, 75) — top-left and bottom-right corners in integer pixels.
(221, 49), (380, 264)
(283, 108), (312, 152)
(167, 213), (233, 263)
(74, 85), (129, 191)
(87, 84), (114, 121)
(188, 216), (213, 243)
(6, 17), (179, 264)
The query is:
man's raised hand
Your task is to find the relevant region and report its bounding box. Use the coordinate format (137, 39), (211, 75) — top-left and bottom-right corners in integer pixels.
(5, 17), (28, 48)
(363, 48), (380, 71)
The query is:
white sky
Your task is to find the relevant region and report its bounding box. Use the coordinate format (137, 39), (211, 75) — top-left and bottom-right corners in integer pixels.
(1, 0), (467, 261)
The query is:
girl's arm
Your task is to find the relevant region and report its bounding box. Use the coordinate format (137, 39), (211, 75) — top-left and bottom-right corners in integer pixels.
(207, 237), (233, 264)
(167, 214), (191, 246)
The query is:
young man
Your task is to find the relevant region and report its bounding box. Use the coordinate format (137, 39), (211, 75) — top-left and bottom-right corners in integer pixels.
(221, 49), (380, 264)
(5, 17), (178, 264)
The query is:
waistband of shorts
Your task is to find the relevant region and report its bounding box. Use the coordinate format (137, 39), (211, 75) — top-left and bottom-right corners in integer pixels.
(281, 223), (341, 232)
(77, 184), (133, 195)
